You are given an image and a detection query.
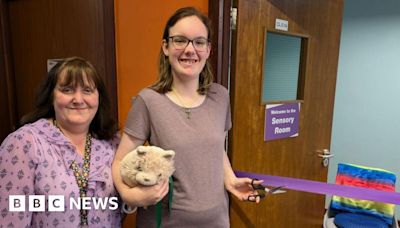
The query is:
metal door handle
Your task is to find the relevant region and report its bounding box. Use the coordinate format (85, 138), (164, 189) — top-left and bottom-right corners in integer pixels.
(318, 154), (334, 158)
(316, 149), (334, 167)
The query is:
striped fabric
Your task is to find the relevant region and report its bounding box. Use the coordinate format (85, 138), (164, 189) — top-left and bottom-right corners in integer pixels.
(331, 163), (396, 225)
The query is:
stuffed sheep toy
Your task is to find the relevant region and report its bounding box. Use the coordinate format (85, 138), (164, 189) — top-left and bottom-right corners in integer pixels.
(120, 145), (175, 187)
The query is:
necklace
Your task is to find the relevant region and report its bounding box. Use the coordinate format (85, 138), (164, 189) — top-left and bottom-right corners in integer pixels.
(172, 87), (192, 119)
(53, 119), (92, 226)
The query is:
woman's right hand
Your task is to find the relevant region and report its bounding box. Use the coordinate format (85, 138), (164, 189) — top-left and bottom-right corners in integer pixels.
(120, 179), (169, 208)
(112, 133), (170, 207)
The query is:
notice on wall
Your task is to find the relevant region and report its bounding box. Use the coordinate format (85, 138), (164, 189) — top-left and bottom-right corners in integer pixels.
(264, 103), (300, 141)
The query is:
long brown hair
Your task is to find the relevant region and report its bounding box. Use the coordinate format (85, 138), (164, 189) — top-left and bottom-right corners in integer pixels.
(20, 57), (118, 140)
(150, 7), (214, 95)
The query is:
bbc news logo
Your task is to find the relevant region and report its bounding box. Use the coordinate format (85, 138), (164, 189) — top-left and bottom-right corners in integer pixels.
(9, 195), (119, 212)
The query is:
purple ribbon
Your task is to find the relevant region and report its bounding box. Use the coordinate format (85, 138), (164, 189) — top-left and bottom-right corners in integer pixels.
(235, 171), (400, 205)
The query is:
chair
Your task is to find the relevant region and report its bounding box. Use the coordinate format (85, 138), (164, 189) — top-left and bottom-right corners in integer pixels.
(323, 163), (398, 228)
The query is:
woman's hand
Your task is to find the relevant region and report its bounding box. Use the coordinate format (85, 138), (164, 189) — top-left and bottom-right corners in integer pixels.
(225, 177), (264, 203)
(112, 134), (170, 208)
(120, 179), (169, 208)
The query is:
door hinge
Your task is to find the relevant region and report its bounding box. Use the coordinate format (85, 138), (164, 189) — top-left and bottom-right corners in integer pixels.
(230, 7), (237, 30)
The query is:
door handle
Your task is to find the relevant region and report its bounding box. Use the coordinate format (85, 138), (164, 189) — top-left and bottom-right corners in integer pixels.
(318, 154), (334, 158)
(316, 149), (334, 167)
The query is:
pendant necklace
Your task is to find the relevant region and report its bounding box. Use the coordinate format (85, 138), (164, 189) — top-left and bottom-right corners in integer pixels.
(172, 87), (192, 119)
(53, 119), (92, 226)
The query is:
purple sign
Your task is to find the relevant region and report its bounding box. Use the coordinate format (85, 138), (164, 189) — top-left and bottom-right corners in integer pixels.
(264, 103), (300, 141)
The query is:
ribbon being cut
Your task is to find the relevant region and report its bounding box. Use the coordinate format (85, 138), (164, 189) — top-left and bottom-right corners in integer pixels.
(235, 165), (400, 206)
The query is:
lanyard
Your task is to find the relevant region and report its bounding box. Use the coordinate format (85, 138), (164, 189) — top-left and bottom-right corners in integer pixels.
(156, 176), (174, 228)
(70, 134), (92, 226)
(53, 119), (92, 226)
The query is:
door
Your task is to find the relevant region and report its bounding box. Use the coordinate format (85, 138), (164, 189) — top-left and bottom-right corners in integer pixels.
(0, 0), (16, 141)
(229, 0), (343, 227)
(0, 0), (117, 138)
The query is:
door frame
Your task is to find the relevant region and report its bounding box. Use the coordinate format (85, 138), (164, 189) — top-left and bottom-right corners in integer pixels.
(208, 0), (232, 88)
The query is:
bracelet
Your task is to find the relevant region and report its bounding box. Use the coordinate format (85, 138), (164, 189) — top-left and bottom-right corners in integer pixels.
(122, 202), (137, 214)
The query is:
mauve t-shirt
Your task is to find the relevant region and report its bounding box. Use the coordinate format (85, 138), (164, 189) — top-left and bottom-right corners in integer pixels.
(125, 83), (232, 228)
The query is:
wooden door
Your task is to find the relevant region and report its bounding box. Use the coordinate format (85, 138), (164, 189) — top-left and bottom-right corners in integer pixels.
(229, 0), (343, 227)
(0, 0), (16, 141)
(0, 0), (117, 139)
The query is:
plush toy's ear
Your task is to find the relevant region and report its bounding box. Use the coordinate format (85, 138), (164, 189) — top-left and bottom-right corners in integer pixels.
(136, 146), (148, 156)
(162, 150), (175, 160)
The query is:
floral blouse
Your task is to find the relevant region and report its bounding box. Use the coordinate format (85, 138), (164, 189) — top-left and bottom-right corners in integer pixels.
(0, 119), (122, 227)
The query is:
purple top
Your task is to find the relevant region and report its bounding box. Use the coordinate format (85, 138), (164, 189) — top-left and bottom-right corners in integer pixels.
(0, 119), (122, 227)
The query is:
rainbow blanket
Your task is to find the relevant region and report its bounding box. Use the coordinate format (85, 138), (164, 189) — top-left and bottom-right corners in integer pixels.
(331, 163), (396, 225)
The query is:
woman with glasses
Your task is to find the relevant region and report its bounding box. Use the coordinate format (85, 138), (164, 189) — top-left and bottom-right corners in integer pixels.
(112, 7), (261, 227)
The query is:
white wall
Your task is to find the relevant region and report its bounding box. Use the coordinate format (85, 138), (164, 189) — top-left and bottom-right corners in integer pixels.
(328, 0), (400, 218)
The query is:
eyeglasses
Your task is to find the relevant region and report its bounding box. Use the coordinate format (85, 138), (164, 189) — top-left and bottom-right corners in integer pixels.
(168, 36), (209, 52)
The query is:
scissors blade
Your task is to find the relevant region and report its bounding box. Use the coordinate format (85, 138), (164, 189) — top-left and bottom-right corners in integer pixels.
(265, 186), (286, 194)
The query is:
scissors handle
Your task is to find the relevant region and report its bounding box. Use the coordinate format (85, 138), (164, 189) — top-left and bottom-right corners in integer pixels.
(250, 179), (265, 190)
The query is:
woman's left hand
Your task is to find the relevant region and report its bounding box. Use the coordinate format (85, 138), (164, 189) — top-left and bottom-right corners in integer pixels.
(225, 177), (264, 203)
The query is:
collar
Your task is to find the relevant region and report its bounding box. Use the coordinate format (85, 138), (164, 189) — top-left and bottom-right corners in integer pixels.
(30, 119), (111, 190)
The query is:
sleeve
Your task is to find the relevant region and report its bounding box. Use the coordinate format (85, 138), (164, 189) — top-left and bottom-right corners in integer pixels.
(110, 133), (121, 152)
(124, 95), (150, 141)
(0, 129), (38, 227)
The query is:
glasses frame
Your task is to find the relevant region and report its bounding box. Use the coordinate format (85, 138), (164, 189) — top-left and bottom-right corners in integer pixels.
(168, 36), (210, 52)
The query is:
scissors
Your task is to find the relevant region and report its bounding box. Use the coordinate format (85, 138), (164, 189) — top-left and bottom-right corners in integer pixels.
(247, 179), (285, 202)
